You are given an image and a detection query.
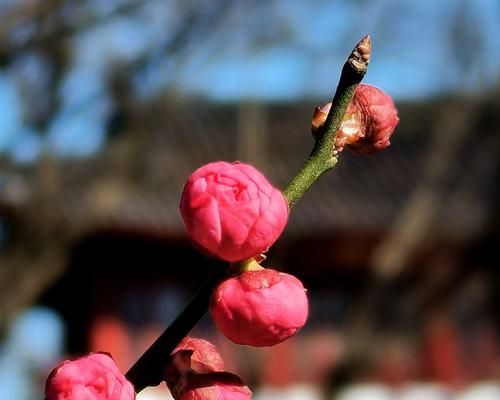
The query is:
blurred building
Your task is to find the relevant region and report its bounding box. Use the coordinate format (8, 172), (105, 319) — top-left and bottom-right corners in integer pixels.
(0, 93), (499, 395)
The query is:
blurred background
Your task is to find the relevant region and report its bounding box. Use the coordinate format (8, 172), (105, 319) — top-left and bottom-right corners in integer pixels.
(0, 0), (499, 399)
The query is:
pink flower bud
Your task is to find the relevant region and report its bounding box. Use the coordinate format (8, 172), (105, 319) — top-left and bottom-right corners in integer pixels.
(45, 353), (135, 400)
(165, 338), (250, 400)
(347, 83), (399, 155)
(175, 372), (251, 400)
(310, 84), (399, 155)
(180, 162), (288, 262)
(169, 337), (225, 376)
(210, 269), (309, 347)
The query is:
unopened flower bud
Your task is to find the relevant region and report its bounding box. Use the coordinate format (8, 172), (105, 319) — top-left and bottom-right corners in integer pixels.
(168, 337), (224, 377)
(180, 161), (288, 262)
(165, 338), (250, 400)
(210, 268), (309, 347)
(45, 353), (135, 400)
(310, 84), (399, 155)
(347, 83), (399, 155)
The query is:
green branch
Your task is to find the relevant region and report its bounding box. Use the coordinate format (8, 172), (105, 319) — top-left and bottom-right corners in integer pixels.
(283, 35), (371, 207)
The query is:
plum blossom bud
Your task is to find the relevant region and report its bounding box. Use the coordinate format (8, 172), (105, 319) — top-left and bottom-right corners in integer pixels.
(210, 269), (309, 347)
(310, 84), (399, 155)
(165, 338), (251, 400)
(348, 83), (399, 155)
(45, 353), (135, 400)
(180, 161), (288, 262)
(174, 372), (251, 400)
(167, 337), (225, 378)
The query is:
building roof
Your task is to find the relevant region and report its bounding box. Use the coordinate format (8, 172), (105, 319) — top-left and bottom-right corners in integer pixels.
(1, 95), (499, 241)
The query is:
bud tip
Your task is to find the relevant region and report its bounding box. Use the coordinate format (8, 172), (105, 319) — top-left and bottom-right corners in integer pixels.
(349, 35), (371, 73)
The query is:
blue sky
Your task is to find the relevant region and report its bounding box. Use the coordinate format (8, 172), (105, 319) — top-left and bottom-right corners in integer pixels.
(0, 0), (499, 160)
(175, 0), (500, 100)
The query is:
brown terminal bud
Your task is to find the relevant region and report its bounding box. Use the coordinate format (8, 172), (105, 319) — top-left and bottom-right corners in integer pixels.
(348, 35), (371, 74)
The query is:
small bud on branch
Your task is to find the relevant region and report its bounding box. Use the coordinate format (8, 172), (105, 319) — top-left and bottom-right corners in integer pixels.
(311, 84), (399, 154)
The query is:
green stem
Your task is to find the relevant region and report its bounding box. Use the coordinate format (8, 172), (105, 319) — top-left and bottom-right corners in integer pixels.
(283, 35), (371, 207)
(283, 150), (337, 208)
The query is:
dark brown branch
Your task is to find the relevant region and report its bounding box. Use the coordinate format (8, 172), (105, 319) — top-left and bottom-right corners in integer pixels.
(125, 261), (230, 392)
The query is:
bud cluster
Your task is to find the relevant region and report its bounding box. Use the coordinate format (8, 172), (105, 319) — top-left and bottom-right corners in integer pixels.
(180, 161), (309, 348)
(44, 36), (399, 400)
